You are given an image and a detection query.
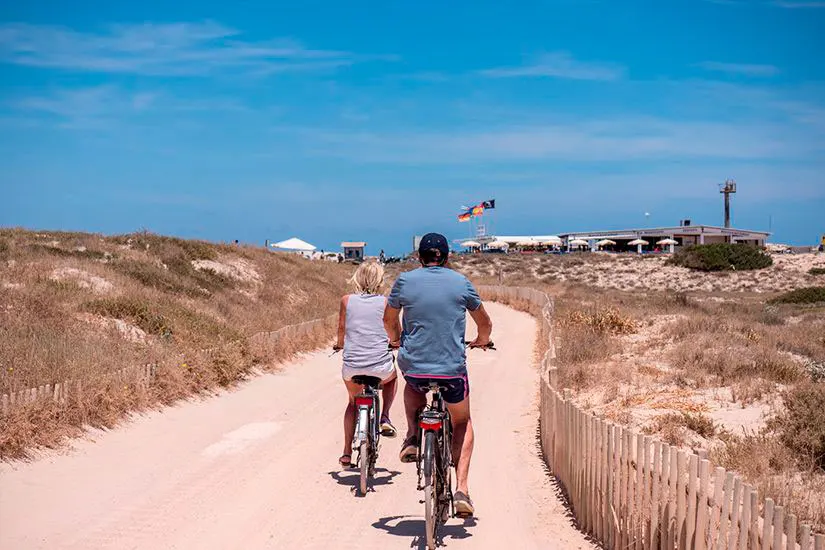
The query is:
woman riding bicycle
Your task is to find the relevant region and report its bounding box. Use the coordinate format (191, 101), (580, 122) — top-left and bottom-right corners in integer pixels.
(335, 261), (398, 468)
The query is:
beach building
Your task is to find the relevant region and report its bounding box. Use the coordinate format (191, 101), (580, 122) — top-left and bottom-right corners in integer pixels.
(458, 224), (769, 252)
(559, 225), (769, 251)
(341, 241), (367, 260)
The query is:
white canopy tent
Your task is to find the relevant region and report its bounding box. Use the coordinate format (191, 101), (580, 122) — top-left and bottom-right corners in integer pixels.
(270, 237), (317, 253)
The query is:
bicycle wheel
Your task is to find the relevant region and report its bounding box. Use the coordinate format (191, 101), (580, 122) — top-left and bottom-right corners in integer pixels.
(422, 430), (438, 550)
(359, 439), (369, 495)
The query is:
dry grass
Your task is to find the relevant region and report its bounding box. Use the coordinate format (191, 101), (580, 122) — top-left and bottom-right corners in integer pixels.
(647, 412), (717, 446)
(451, 251), (825, 531)
(0, 228), (351, 459)
(712, 432), (825, 533)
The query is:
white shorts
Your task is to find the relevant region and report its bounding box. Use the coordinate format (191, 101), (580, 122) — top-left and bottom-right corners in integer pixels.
(342, 359), (396, 383)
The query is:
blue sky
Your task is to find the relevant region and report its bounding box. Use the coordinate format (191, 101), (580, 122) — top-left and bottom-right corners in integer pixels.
(1, 0), (823, 254)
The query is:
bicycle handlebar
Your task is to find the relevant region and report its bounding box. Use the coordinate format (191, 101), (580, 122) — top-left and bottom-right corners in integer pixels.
(331, 341), (493, 356)
(465, 340), (496, 350)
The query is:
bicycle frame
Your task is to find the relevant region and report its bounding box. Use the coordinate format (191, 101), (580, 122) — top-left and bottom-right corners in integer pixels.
(351, 376), (382, 498)
(416, 383), (454, 517)
(353, 387), (380, 460)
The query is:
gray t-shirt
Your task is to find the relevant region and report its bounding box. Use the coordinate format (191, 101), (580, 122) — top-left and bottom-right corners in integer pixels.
(388, 266), (482, 377)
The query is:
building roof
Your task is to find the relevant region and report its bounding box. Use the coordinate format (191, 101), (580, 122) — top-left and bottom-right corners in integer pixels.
(341, 241), (367, 248)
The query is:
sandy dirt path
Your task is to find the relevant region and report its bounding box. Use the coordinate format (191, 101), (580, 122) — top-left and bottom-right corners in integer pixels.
(0, 303), (594, 550)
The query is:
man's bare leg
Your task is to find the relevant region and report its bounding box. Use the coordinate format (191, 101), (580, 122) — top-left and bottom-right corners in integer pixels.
(403, 382), (427, 439)
(446, 397), (474, 495)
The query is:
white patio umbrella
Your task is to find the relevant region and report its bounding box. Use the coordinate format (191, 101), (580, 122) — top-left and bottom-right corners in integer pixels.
(540, 236), (562, 246)
(657, 238), (678, 253)
(462, 240), (481, 248)
(596, 239), (616, 247)
(628, 238), (649, 254)
(487, 240), (509, 249)
(569, 238), (589, 247)
(517, 240), (535, 247)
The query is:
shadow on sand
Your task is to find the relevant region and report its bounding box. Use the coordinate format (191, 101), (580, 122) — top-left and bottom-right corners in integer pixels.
(372, 515), (476, 549)
(327, 468), (402, 496)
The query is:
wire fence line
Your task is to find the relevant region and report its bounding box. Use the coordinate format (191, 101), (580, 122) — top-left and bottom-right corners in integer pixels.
(479, 285), (824, 550)
(0, 314), (336, 414)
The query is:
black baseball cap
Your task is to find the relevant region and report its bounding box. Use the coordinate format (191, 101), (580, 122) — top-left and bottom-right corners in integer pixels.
(418, 232), (450, 258)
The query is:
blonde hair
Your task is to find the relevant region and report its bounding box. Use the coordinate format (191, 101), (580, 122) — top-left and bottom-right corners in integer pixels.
(351, 261), (385, 295)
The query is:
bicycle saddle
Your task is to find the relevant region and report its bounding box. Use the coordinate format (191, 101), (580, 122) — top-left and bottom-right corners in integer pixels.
(351, 375), (382, 388)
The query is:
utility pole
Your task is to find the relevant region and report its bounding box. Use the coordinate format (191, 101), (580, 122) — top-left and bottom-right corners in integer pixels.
(720, 179), (737, 228)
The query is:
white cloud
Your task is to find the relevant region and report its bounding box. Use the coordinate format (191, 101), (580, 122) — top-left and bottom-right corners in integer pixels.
(771, 1), (825, 7)
(0, 21), (388, 76)
(696, 61), (779, 77)
(479, 52), (625, 81)
(283, 115), (821, 164)
(10, 85), (248, 129)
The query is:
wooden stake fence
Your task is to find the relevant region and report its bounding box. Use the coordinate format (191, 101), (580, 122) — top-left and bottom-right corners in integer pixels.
(1, 314), (336, 414)
(479, 285), (824, 550)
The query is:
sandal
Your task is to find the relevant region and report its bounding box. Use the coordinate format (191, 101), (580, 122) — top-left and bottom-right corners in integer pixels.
(339, 454), (352, 468)
(399, 435), (419, 463)
(454, 491), (475, 518)
(380, 416), (397, 438)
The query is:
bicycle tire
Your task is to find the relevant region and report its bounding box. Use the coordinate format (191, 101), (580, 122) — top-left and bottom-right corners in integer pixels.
(422, 430), (438, 550)
(359, 439), (369, 496)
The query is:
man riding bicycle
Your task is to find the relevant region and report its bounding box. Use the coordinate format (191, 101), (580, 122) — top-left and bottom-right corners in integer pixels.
(383, 232), (493, 517)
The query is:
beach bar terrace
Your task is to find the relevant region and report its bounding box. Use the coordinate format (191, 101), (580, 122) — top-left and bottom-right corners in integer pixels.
(458, 225), (770, 253)
(559, 225), (770, 252)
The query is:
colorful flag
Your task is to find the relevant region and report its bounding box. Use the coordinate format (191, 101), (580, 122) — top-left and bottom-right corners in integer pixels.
(471, 205), (484, 216)
(482, 199), (496, 209)
(458, 213), (471, 222)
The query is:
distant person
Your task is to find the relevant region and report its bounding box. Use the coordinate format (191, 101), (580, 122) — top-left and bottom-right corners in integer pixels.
(334, 262), (398, 469)
(337, 253), (343, 263)
(379, 249), (386, 264)
(383, 232), (493, 517)
(234, 239), (239, 246)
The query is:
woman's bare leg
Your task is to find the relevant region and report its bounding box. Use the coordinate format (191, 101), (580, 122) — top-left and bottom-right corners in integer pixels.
(342, 380), (361, 458)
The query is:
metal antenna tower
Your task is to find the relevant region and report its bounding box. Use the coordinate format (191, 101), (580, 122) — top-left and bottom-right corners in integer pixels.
(719, 179), (737, 228)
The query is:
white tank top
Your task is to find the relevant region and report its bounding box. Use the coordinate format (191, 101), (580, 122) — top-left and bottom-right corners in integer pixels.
(343, 294), (393, 370)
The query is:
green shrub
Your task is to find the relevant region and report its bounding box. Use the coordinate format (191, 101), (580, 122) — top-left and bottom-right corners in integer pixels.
(771, 382), (825, 469)
(769, 287), (825, 305)
(667, 243), (773, 272)
(810, 267), (825, 276)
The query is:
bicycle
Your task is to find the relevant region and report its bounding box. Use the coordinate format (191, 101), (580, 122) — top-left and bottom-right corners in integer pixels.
(331, 346), (393, 497)
(416, 340), (495, 550)
(351, 373), (382, 496)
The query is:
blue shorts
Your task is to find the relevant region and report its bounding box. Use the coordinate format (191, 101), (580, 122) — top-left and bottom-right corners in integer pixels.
(403, 374), (469, 404)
